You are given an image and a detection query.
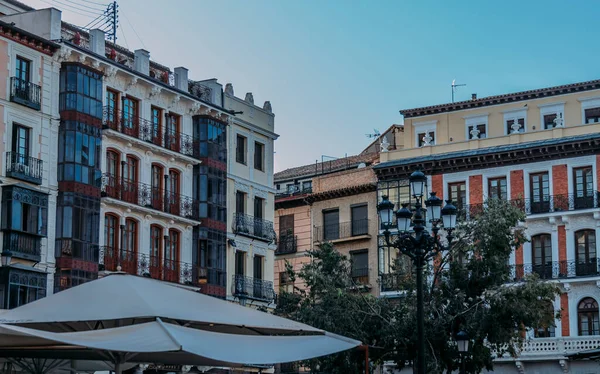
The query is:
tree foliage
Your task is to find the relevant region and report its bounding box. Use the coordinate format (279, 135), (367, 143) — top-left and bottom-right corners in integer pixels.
(275, 199), (560, 373)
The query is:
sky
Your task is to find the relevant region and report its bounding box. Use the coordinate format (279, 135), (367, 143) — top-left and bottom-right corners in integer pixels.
(21, 0), (600, 172)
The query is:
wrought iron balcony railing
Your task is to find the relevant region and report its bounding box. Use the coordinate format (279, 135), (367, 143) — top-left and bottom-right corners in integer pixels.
(275, 235), (297, 255)
(232, 213), (276, 242)
(517, 192), (600, 215)
(2, 231), (42, 262)
(510, 259), (600, 280)
(232, 274), (276, 302)
(99, 246), (226, 296)
(103, 107), (199, 159)
(101, 174), (199, 221)
(10, 77), (41, 110)
(5, 152), (43, 184)
(275, 186), (312, 199)
(380, 272), (412, 293)
(314, 219), (370, 242)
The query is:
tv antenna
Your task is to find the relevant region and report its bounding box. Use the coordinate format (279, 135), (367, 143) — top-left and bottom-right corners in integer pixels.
(366, 129), (381, 139)
(451, 79), (466, 103)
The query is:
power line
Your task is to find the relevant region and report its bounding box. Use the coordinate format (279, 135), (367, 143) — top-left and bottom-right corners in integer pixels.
(38, 0), (95, 17)
(83, 14), (105, 29)
(79, 0), (110, 6)
(47, 0), (104, 16)
(59, 0), (106, 12)
(119, 26), (129, 50)
(123, 14), (145, 49)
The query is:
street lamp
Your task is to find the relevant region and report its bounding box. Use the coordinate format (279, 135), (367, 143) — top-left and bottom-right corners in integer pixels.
(1, 250), (12, 267)
(377, 169), (457, 374)
(455, 330), (469, 374)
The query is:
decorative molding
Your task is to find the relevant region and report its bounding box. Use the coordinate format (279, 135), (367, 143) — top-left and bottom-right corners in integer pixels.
(562, 282), (571, 293)
(537, 101), (567, 108)
(245, 92), (254, 105)
(515, 361), (524, 374)
(171, 95), (181, 107)
(148, 86), (162, 100)
(91, 59), (101, 69)
(78, 54), (86, 64)
(254, 188), (268, 199)
(56, 48), (72, 63)
(125, 77), (138, 92)
(263, 101), (272, 113)
(235, 181), (251, 194)
(253, 246), (267, 257)
(225, 83), (234, 96)
(558, 359), (568, 374)
(104, 66), (118, 78)
(190, 102), (201, 115)
(236, 241), (250, 252)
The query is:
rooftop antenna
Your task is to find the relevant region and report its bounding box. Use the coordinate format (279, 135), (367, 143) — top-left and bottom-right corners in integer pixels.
(366, 129), (381, 139)
(451, 79), (466, 103)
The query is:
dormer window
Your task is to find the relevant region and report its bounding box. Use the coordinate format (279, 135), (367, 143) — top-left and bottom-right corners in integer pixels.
(579, 96), (600, 125)
(503, 108), (527, 135)
(538, 102), (565, 130)
(413, 120), (437, 148)
(417, 131), (435, 147)
(506, 118), (525, 134)
(464, 114), (488, 140)
(585, 108), (600, 124)
(468, 124), (486, 139)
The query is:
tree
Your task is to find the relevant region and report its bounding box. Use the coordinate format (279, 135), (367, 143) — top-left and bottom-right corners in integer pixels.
(276, 199), (560, 373)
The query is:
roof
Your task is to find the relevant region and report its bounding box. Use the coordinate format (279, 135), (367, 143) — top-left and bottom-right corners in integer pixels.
(360, 124), (403, 155)
(400, 78), (600, 118)
(2, 0), (34, 11)
(0, 19), (60, 55)
(274, 153), (379, 182)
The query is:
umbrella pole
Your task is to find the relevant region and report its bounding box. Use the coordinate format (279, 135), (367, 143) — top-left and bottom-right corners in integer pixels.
(114, 362), (122, 374)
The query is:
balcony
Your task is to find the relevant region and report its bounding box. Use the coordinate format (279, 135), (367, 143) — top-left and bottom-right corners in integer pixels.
(510, 259), (600, 280)
(102, 107), (199, 159)
(101, 174), (199, 221)
(275, 185), (312, 199)
(99, 246), (226, 296)
(232, 274), (275, 302)
(519, 192), (600, 215)
(232, 213), (276, 242)
(494, 336), (600, 361)
(5, 152), (43, 185)
(10, 77), (41, 110)
(2, 231), (42, 262)
(314, 219), (370, 243)
(275, 235), (297, 255)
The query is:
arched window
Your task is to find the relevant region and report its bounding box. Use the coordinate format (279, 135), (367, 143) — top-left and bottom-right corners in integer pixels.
(164, 229), (180, 282)
(149, 225), (163, 279)
(103, 214), (119, 272)
(151, 164), (164, 210)
(121, 218), (138, 275)
(532, 234), (552, 279)
(576, 230), (597, 276)
(578, 298), (600, 336)
(167, 169), (180, 215)
(534, 302), (555, 338)
(122, 155), (138, 204)
(105, 150), (120, 198)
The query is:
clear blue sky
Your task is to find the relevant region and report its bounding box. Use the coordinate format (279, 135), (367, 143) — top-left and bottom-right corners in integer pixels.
(23, 0), (600, 172)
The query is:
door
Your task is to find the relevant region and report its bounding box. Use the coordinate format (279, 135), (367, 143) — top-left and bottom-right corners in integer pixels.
(106, 90), (118, 129)
(253, 255), (264, 298)
(574, 167), (594, 209)
(165, 114), (180, 152)
(488, 177), (507, 200)
(167, 170), (180, 215)
(530, 172), (550, 214)
(12, 125), (30, 167)
(122, 97), (138, 137)
(323, 209), (340, 241)
(164, 230), (180, 282)
(149, 225), (162, 279)
(122, 156), (138, 204)
(151, 107), (162, 146)
(103, 214), (119, 271)
(532, 234), (553, 279)
(576, 230), (597, 276)
(151, 164), (163, 210)
(105, 151), (120, 198)
(253, 197), (264, 237)
(121, 219), (138, 275)
(351, 205), (368, 236)
(234, 251), (246, 294)
(15, 56), (30, 97)
(278, 215), (294, 254)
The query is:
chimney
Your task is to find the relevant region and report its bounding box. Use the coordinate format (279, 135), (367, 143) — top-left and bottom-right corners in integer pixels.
(471, 93), (477, 100)
(174, 67), (188, 91)
(134, 49), (150, 76)
(89, 29), (106, 56)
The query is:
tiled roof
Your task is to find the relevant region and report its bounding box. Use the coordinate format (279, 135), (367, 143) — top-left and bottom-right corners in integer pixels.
(274, 153), (379, 182)
(401, 79), (600, 118)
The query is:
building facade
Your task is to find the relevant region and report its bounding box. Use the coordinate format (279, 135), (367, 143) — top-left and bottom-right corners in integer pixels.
(0, 12), (59, 309)
(376, 80), (600, 373)
(224, 85), (278, 308)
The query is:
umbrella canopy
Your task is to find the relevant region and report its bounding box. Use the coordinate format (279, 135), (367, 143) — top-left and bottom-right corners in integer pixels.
(0, 321), (361, 367)
(0, 273), (318, 335)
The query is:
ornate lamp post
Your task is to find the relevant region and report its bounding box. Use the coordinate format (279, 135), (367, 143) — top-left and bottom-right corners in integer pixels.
(455, 330), (469, 374)
(377, 170), (457, 374)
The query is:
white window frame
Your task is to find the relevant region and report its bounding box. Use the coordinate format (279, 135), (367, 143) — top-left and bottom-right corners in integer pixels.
(503, 108), (528, 135)
(538, 102), (565, 130)
(464, 114), (489, 140)
(413, 120), (437, 147)
(578, 96), (600, 125)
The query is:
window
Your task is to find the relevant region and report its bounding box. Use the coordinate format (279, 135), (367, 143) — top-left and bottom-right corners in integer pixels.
(104, 214), (118, 250)
(253, 255), (263, 280)
(12, 124), (30, 163)
(236, 135), (247, 164)
(59, 64), (103, 118)
(254, 142), (264, 171)
(2, 269), (46, 309)
(149, 225), (163, 278)
(235, 251), (245, 276)
(254, 197), (264, 219)
(468, 124), (486, 139)
(488, 177), (507, 200)
(1, 186), (47, 237)
(166, 170), (181, 215)
(351, 250), (369, 285)
(351, 204), (368, 236)
(302, 181), (312, 192)
(54, 192), (100, 263)
(151, 164), (163, 209)
(195, 117), (227, 162)
(543, 114), (557, 130)
(122, 97), (138, 133)
(534, 302), (556, 338)
(166, 229), (180, 263)
(15, 56), (31, 83)
(151, 106), (162, 144)
(123, 219), (137, 254)
(165, 113), (180, 151)
(279, 214), (294, 241)
(532, 234), (552, 279)
(279, 271), (292, 292)
(529, 172), (550, 214)
(578, 298), (600, 336)
(323, 209), (339, 241)
(236, 191), (245, 215)
(539, 103), (565, 131)
(121, 156), (138, 204)
(448, 182), (466, 208)
(57, 121), (102, 187)
(585, 108), (600, 124)
(575, 230), (597, 276)
(417, 131), (435, 147)
(106, 89), (118, 126)
(506, 118), (525, 134)
(573, 167), (594, 209)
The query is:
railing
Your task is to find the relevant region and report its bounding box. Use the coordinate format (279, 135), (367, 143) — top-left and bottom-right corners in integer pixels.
(232, 213), (276, 242)
(314, 219), (370, 242)
(495, 336), (600, 360)
(101, 174), (199, 221)
(380, 272), (411, 293)
(10, 77), (41, 110)
(2, 231), (42, 261)
(99, 246), (226, 292)
(103, 107), (199, 158)
(5, 152), (43, 184)
(510, 259), (600, 280)
(232, 274), (276, 302)
(518, 192), (600, 215)
(275, 186), (312, 199)
(275, 235), (297, 255)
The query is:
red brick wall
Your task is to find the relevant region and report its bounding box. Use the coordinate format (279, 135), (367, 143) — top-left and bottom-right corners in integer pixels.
(510, 170), (524, 199)
(431, 174), (443, 200)
(558, 225), (567, 263)
(469, 175), (483, 204)
(561, 293), (570, 336)
(552, 165), (568, 196)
